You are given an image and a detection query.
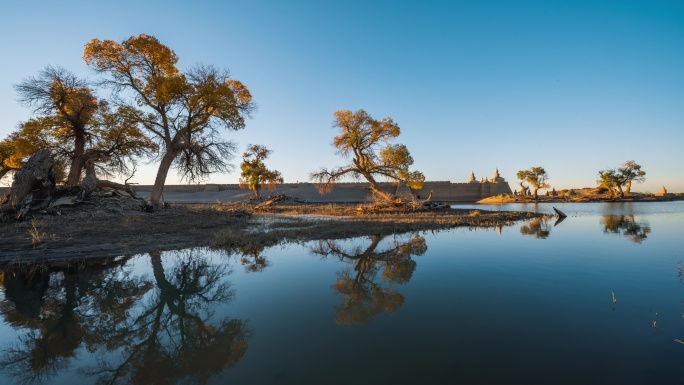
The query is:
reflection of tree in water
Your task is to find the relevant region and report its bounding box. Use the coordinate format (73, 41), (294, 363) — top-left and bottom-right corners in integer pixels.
(311, 235), (427, 325)
(0, 250), (249, 385)
(602, 215), (651, 244)
(520, 217), (551, 239)
(237, 244), (270, 273)
(214, 241), (271, 273)
(0, 257), (145, 385)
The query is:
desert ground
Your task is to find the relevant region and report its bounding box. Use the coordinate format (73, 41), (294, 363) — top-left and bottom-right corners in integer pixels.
(0, 191), (545, 263)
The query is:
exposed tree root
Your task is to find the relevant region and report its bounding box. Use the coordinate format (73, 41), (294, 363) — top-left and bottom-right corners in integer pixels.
(1, 150), (152, 221)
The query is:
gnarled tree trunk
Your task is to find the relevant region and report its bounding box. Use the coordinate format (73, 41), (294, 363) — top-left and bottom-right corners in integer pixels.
(2, 150), (151, 220)
(7, 149), (56, 219)
(364, 173), (393, 201)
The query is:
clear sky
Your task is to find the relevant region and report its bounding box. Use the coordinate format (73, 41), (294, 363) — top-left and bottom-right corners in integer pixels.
(1, 0), (683, 192)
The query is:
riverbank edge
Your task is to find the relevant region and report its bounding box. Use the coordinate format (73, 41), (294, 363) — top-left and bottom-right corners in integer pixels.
(0, 203), (548, 265)
(477, 194), (683, 204)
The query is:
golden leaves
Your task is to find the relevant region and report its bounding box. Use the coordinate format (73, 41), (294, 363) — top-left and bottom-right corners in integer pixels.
(225, 80), (252, 105)
(239, 144), (282, 195)
(83, 38), (126, 71)
(145, 74), (188, 105)
(319, 109), (424, 190)
(48, 80), (97, 120)
(84, 34), (180, 80)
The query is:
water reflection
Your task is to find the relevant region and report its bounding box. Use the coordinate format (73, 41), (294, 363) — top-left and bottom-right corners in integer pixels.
(0, 250), (248, 385)
(311, 235), (427, 325)
(519, 217), (551, 239)
(215, 243), (270, 273)
(0, 257), (138, 385)
(231, 244), (271, 273)
(601, 215), (651, 244)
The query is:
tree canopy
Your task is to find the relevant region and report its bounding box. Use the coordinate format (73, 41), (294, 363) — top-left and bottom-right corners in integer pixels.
(310, 109), (424, 199)
(0, 134), (39, 182)
(598, 160), (646, 198)
(516, 167), (550, 199)
(11, 66), (155, 185)
(239, 144), (283, 199)
(84, 34), (254, 206)
(619, 160), (646, 195)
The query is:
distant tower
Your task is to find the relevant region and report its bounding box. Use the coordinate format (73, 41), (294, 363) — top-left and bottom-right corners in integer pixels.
(656, 185), (671, 197)
(491, 167), (505, 183)
(468, 171), (478, 183)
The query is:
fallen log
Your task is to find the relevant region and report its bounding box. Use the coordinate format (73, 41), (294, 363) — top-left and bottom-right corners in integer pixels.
(253, 194), (307, 210)
(419, 200), (450, 211)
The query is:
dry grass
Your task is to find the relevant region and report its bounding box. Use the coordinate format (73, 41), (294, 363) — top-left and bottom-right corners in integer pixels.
(211, 202), (548, 254)
(2, 200), (546, 264)
(28, 219), (56, 244)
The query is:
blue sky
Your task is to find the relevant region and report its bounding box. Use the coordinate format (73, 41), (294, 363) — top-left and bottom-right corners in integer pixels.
(1, 0), (683, 192)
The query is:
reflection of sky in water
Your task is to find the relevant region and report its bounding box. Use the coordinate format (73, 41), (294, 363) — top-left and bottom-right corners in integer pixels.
(453, 200), (684, 216)
(1, 202), (684, 384)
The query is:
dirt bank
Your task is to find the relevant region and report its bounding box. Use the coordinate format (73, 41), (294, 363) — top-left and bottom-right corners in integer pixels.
(478, 189), (683, 204)
(0, 202), (545, 264)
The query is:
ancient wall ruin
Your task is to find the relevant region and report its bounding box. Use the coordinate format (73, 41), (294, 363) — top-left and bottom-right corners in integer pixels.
(129, 169), (512, 202)
(0, 170), (512, 203)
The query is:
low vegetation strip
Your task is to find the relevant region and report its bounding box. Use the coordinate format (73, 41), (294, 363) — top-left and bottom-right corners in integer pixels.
(0, 201), (546, 264)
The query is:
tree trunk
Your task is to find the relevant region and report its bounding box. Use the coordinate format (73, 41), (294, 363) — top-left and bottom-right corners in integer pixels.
(519, 182), (527, 196)
(66, 155), (86, 186)
(625, 181), (632, 195)
(3, 150), (151, 219)
(5, 150), (56, 219)
(81, 159), (100, 193)
(66, 134), (86, 185)
(364, 174), (393, 201)
(149, 150), (177, 206)
(533, 188), (539, 200)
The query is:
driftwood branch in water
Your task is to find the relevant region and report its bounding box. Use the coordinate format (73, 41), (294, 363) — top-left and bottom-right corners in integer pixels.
(552, 206), (567, 226)
(553, 207), (567, 218)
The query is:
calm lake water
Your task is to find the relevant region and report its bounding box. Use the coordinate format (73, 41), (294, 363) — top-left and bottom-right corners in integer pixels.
(1, 202), (683, 385)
